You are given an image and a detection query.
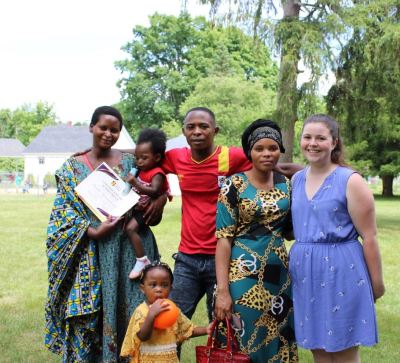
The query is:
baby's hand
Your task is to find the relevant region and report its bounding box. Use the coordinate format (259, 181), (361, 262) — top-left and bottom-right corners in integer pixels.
(148, 299), (170, 318)
(125, 174), (137, 185)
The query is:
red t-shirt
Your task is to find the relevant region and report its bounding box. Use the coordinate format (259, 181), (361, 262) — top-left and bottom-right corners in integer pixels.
(162, 146), (251, 255)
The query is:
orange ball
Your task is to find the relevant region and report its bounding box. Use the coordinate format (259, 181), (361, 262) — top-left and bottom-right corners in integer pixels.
(154, 299), (179, 329)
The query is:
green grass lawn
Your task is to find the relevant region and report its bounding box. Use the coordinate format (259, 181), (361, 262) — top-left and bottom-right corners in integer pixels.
(0, 193), (398, 362)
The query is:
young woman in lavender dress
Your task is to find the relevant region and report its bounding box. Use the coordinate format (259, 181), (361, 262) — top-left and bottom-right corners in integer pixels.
(289, 114), (385, 362)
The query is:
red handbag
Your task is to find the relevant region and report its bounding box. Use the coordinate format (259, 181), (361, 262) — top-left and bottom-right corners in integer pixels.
(195, 318), (250, 363)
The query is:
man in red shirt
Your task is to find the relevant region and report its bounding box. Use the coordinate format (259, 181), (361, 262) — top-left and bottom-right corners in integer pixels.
(163, 107), (252, 321)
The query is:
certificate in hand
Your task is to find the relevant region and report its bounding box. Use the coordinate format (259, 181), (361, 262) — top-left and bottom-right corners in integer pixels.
(75, 162), (139, 222)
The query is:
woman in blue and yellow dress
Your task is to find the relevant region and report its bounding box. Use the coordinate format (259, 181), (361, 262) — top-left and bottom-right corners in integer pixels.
(44, 106), (165, 362)
(214, 119), (298, 363)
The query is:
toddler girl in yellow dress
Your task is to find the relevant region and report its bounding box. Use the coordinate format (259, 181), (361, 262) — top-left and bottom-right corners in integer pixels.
(121, 261), (211, 362)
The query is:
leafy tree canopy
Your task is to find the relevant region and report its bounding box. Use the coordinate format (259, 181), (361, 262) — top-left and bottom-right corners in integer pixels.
(115, 12), (278, 137)
(194, 0), (353, 160)
(0, 158), (24, 173)
(327, 0), (400, 195)
(180, 75), (276, 146)
(0, 101), (57, 145)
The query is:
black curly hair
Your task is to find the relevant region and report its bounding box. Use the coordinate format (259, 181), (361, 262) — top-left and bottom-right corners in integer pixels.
(139, 260), (174, 285)
(183, 107), (216, 125)
(90, 106), (123, 130)
(136, 128), (167, 159)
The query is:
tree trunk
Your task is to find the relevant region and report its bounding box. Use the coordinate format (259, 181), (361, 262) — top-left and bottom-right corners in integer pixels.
(381, 175), (394, 197)
(275, 0), (301, 162)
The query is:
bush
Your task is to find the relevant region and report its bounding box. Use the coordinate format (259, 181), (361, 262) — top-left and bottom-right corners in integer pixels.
(0, 158), (24, 172)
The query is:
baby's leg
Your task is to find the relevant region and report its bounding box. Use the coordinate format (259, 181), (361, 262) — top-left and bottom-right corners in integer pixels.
(125, 217), (144, 257)
(125, 217), (151, 279)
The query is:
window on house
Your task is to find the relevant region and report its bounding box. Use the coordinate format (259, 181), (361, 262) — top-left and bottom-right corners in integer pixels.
(38, 157), (45, 164)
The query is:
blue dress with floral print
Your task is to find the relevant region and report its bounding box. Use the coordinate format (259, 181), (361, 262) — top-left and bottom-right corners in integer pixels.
(289, 166), (378, 352)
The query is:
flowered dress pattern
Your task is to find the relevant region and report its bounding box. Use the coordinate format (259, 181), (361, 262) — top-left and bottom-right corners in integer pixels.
(289, 166), (378, 352)
(45, 154), (159, 362)
(216, 172), (298, 363)
(120, 302), (194, 363)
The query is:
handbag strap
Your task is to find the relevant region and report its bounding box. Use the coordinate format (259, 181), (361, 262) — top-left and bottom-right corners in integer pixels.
(224, 317), (237, 353)
(207, 318), (239, 353)
(206, 319), (219, 348)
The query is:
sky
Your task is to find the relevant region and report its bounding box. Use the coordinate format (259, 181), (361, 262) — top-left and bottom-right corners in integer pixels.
(0, 0), (208, 123)
(1, 1), (333, 124)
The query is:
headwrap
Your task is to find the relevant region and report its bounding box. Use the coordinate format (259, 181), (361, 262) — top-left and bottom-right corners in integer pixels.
(241, 119), (285, 161)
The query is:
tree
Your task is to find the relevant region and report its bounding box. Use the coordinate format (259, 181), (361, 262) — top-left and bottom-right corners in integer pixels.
(115, 12), (277, 136)
(0, 101), (57, 145)
(195, 0), (350, 161)
(180, 75), (276, 146)
(327, 1), (400, 196)
(0, 108), (14, 139)
(0, 158), (24, 172)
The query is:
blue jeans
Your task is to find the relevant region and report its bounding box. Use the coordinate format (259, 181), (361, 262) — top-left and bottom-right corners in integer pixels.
(170, 252), (216, 322)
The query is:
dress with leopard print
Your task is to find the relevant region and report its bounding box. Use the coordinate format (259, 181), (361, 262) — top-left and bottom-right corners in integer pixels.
(216, 172), (298, 363)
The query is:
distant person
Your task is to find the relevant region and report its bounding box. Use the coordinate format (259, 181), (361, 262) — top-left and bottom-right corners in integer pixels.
(45, 106), (166, 362)
(22, 181), (30, 194)
(289, 114), (385, 362)
(120, 261), (211, 362)
(15, 175), (23, 190)
(124, 128), (170, 279)
(42, 182), (49, 194)
(214, 119), (298, 362)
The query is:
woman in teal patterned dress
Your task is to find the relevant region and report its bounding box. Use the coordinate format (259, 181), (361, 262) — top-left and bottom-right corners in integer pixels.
(45, 106), (165, 362)
(215, 119), (298, 363)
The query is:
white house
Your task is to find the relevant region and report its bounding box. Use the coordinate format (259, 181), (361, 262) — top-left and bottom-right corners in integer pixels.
(23, 124), (135, 186)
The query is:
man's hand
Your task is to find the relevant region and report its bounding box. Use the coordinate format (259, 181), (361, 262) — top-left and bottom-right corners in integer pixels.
(274, 163), (304, 179)
(72, 148), (92, 157)
(143, 193), (168, 226)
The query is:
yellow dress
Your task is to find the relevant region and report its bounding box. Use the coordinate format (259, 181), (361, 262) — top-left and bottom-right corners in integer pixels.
(121, 302), (195, 363)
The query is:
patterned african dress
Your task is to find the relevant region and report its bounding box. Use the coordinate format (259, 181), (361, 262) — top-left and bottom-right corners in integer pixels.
(45, 153), (159, 363)
(216, 172), (298, 363)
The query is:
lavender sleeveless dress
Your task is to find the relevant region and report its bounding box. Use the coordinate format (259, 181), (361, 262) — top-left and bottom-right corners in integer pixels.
(289, 166), (378, 352)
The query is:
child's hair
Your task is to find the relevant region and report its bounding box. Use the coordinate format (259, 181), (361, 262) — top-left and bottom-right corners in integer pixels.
(139, 260), (174, 284)
(137, 128), (167, 160)
(302, 114), (346, 166)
